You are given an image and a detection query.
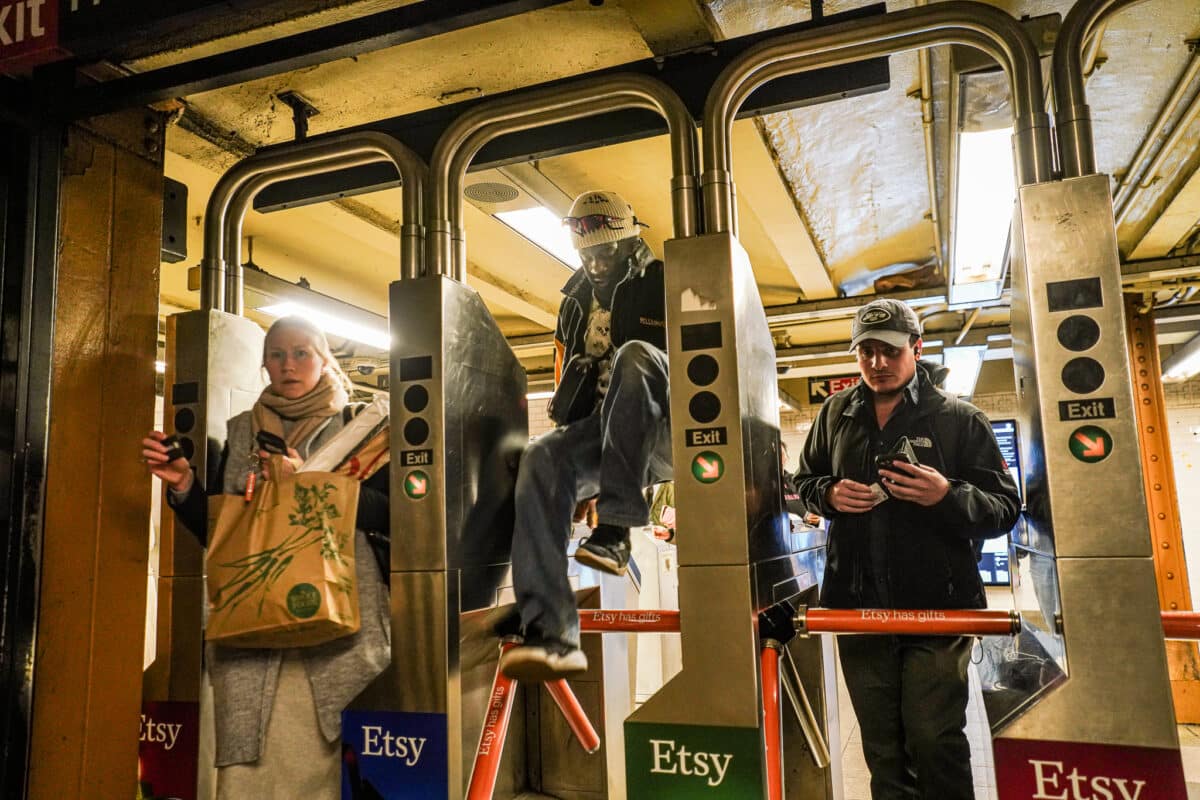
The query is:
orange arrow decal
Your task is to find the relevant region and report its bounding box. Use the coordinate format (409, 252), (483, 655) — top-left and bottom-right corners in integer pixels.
(696, 457), (720, 479)
(1073, 432), (1105, 457)
(409, 476), (427, 493)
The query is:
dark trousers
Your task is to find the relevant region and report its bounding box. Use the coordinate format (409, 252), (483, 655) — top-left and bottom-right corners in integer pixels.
(838, 634), (975, 800)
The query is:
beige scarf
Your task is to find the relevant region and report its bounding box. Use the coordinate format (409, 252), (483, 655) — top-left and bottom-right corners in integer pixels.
(252, 372), (348, 452)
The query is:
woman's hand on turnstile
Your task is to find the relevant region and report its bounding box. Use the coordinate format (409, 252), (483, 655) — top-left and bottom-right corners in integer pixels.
(141, 430), (193, 492)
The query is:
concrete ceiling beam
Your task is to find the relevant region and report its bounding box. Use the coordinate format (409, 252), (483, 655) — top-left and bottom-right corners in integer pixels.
(731, 118), (835, 300)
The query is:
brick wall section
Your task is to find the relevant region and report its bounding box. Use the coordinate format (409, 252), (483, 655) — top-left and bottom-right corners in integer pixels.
(1165, 376), (1200, 408)
(526, 375), (1200, 449)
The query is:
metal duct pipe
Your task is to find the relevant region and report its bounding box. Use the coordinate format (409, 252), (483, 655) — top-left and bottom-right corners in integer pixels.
(202, 131), (427, 313)
(703, 1), (1051, 233)
(1113, 52), (1200, 224)
(428, 73), (699, 282)
(916, 5), (945, 281)
(221, 153), (384, 316)
(1053, 0), (1151, 178)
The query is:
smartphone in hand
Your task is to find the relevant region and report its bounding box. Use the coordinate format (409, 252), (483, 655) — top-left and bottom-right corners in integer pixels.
(255, 430), (288, 455)
(875, 436), (919, 470)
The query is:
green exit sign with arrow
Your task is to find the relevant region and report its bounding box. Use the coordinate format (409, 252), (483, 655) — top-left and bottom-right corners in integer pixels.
(404, 470), (429, 499)
(691, 451), (724, 484)
(1068, 425), (1112, 464)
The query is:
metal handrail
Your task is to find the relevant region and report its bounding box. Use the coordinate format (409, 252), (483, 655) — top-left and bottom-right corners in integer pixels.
(544, 679), (602, 754)
(795, 607), (1021, 636)
(201, 131), (427, 313)
(428, 73), (699, 281)
(1052, 0), (1150, 178)
(702, 1), (1052, 233)
(761, 642), (784, 800)
(578, 608), (680, 633)
(466, 641), (520, 800)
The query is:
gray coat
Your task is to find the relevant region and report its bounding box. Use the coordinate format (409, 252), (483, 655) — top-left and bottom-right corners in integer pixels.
(178, 409), (391, 766)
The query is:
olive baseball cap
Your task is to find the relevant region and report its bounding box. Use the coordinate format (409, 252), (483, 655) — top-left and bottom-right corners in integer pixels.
(849, 298), (922, 351)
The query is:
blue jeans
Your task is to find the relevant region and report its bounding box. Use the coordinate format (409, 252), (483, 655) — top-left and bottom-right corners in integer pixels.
(511, 341), (672, 647)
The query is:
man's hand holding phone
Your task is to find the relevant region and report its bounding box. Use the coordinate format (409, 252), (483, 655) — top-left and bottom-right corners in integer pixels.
(878, 460), (950, 506)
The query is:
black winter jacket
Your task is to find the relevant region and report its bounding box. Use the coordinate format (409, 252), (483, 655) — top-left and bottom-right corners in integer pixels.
(795, 361), (1021, 609)
(553, 251), (666, 382)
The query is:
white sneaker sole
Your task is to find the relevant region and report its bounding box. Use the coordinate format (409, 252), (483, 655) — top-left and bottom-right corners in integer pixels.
(574, 547), (628, 577)
(500, 646), (589, 682)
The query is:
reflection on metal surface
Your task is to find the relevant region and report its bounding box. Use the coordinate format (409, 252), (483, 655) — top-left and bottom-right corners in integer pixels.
(628, 231), (838, 799)
(980, 548), (1066, 731)
(996, 176), (1181, 755)
(388, 275), (528, 797)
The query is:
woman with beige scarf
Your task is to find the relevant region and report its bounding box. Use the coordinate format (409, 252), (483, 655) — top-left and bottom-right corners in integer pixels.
(142, 316), (391, 799)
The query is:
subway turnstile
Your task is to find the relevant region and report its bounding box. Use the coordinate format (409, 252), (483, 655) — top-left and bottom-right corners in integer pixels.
(148, 309), (266, 706)
(624, 231), (838, 800)
(992, 173), (1188, 792)
(386, 274), (531, 797)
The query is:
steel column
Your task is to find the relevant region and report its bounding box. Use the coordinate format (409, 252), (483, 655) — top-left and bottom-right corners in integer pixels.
(1124, 294), (1200, 722)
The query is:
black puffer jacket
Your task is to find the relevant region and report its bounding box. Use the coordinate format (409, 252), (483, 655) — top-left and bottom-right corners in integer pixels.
(795, 361), (1021, 609)
(553, 246), (666, 381)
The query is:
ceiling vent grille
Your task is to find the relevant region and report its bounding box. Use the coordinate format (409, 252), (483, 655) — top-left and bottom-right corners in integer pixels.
(465, 182), (520, 204)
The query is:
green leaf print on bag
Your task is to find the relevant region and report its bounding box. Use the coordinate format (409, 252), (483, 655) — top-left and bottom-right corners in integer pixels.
(211, 481), (354, 619)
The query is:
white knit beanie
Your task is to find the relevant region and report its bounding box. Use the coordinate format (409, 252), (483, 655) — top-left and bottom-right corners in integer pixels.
(564, 190), (644, 250)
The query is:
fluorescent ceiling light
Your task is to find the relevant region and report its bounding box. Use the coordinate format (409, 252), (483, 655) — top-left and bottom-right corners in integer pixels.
(258, 301), (391, 350)
(527, 390), (555, 400)
(951, 127), (1015, 304)
(942, 345), (987, 398)
(495, 207), (581, 269)
(154, 360), (166, 374)
(1163, 332), (1200, 383)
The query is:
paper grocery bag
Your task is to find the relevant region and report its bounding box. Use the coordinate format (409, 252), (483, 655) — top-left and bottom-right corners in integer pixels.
(205, 459), (361, 648)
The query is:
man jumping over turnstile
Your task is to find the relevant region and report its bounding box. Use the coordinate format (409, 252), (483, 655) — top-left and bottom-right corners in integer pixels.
(500, 190), (671, 682)
(795, 299), (1020, 800)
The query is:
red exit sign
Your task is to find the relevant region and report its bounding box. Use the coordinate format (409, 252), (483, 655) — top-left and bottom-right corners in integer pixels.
(0, 0), (67, 73)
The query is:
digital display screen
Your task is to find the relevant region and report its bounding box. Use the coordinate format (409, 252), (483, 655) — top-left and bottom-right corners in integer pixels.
(980, 419), (1020, 586)
(399, 355), (433, 382)
(680, 322), (722, 352)
(1046, 277), (1103, 312)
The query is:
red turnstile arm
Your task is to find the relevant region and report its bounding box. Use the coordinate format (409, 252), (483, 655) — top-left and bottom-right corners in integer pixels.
(761, 641), (784, 800)
(797, 608), (1020, 636)
(1163, 611), (1200, 640)
(466, 642), (520, 800)
(578, 609), (681, 633)
(545, 678), (602, 754)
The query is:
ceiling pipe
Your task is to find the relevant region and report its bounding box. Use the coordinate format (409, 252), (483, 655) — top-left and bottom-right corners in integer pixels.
(1081, 21), (1109, 77)
(914, 0), (945, 282)
(702, 1), (1052, 234)
(1113, 52), (1200, 225)
(1053, 0), (1152, 178)
(203, 131), (427, 313)
(428, 73), (699, 282)
(955, 306), (982, 344)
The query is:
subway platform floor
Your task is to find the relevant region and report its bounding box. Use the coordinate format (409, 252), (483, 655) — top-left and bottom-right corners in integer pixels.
(835, 662), (1200, 799)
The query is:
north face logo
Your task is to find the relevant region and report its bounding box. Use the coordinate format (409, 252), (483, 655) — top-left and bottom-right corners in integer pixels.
(860, 308), (891, 324)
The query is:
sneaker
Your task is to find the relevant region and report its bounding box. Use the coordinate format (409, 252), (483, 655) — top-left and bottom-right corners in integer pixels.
(575, 523), (631, 576)
(500, 637), (588, 682)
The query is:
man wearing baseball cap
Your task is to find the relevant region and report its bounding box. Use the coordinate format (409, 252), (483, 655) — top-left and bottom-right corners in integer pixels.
(501, 190), (672, 681)
(794, 297), (1020, 799)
